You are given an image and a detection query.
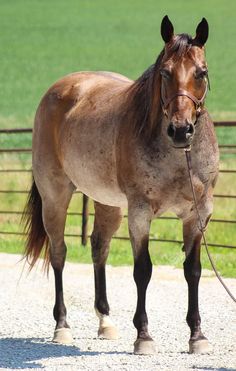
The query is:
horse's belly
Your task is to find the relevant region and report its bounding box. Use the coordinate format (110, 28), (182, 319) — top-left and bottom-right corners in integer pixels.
(63, 158), (127, 208)
(78, 181), (128, 208)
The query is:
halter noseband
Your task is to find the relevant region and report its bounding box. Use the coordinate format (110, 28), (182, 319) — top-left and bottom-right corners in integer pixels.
(161, 78), (209, 118)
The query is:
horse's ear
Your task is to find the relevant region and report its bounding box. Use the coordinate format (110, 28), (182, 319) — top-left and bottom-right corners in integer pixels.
(194, 18), (209, 46)
(161, 15), (174, 43)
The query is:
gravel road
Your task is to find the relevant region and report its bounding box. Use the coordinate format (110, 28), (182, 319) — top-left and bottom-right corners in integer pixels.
(0, 253), (235, 371)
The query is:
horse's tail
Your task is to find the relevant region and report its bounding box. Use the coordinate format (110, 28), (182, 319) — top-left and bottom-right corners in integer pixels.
(22, 178), (50, 272)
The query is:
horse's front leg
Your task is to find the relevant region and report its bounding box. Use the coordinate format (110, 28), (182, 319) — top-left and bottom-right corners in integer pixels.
(182, 200), (213, 354)
(128, 200), (155, 355)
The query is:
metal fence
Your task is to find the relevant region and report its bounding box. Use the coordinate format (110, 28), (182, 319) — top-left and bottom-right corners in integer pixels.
(0, 124), (236, 249)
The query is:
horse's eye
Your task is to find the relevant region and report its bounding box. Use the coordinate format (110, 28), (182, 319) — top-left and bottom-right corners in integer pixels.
(160, 69), (171, 79)
(195, 70), (208, 80)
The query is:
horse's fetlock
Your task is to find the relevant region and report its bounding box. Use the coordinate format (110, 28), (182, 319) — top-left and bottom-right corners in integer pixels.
(133, 311), (148, 331)
(95, 299), (109, 316)
(186, 313), (201, 332)
(53, 304), (67, 322)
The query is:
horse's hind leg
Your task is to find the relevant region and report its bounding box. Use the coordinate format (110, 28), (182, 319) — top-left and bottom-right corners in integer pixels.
(182, 200), (213, 354)
(39, 176), (75, 344)
(91, 202), (122, 340)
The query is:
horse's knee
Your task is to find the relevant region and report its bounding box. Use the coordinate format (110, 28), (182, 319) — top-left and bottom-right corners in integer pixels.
(184, 254), (201, 274)
(184, 258), (202, 282)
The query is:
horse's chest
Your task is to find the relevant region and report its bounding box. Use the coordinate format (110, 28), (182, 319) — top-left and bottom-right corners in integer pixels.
(142, 162), (215, 216)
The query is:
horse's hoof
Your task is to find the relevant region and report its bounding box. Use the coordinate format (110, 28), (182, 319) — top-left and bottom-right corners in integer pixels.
(189, 338), (212, 354)
(98, 325), (119, 340)
(52, 328), (73, 345)
(95, 310), (119, 340)
(134, 338), (156, 355)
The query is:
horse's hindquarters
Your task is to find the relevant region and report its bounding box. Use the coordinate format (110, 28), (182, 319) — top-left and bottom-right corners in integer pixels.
(33, 72), (130, 208)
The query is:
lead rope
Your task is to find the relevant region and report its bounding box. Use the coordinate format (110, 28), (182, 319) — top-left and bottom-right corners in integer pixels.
(184, 147), (236, 303)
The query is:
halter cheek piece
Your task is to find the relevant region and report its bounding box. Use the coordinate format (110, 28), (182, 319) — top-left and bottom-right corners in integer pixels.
(161, 78), (209, 120)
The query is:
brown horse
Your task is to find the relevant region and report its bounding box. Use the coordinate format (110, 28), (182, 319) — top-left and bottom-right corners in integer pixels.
(23, 16), (219, 355)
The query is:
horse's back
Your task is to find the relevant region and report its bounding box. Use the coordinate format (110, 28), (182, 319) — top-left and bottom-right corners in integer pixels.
(33, 71), (132, 207)
(35, 71), (131, 120)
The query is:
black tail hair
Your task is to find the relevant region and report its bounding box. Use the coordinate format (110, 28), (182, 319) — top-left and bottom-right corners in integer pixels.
(22, 179), (50, 272)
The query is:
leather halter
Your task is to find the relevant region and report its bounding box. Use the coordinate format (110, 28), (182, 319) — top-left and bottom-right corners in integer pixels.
(161, 80), (209, 118)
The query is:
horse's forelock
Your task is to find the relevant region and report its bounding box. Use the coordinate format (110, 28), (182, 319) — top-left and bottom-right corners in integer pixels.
(166, 33), (193, 58)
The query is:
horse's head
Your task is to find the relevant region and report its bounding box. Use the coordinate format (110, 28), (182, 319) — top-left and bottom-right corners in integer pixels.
(160, 16), (209, 148)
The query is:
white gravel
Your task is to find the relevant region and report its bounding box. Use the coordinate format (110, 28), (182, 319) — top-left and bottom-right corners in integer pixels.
(0, 253), (235, 371)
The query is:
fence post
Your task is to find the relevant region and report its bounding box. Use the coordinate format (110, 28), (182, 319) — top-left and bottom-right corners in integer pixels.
(82, 194), (89, 246)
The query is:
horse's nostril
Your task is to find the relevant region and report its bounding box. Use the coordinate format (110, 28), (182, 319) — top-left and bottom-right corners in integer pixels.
(167, 123), (176, 138)
(186, 124), (194, 135)
(168, 123), (194, 144)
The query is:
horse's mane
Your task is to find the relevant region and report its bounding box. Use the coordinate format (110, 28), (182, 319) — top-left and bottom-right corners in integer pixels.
(125, 34), (193, 140)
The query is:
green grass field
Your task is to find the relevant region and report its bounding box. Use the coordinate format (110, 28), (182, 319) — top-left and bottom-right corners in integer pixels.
(0, 1), (236, 277)
(1, 0), (236, 128)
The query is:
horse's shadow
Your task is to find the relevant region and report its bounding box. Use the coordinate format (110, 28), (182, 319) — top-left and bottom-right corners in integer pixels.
(0, 337), (127, 369)
(193, 368), (236, 371)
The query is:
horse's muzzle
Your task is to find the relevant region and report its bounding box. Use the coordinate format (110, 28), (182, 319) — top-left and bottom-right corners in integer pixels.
(167, 122), (195, 148)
